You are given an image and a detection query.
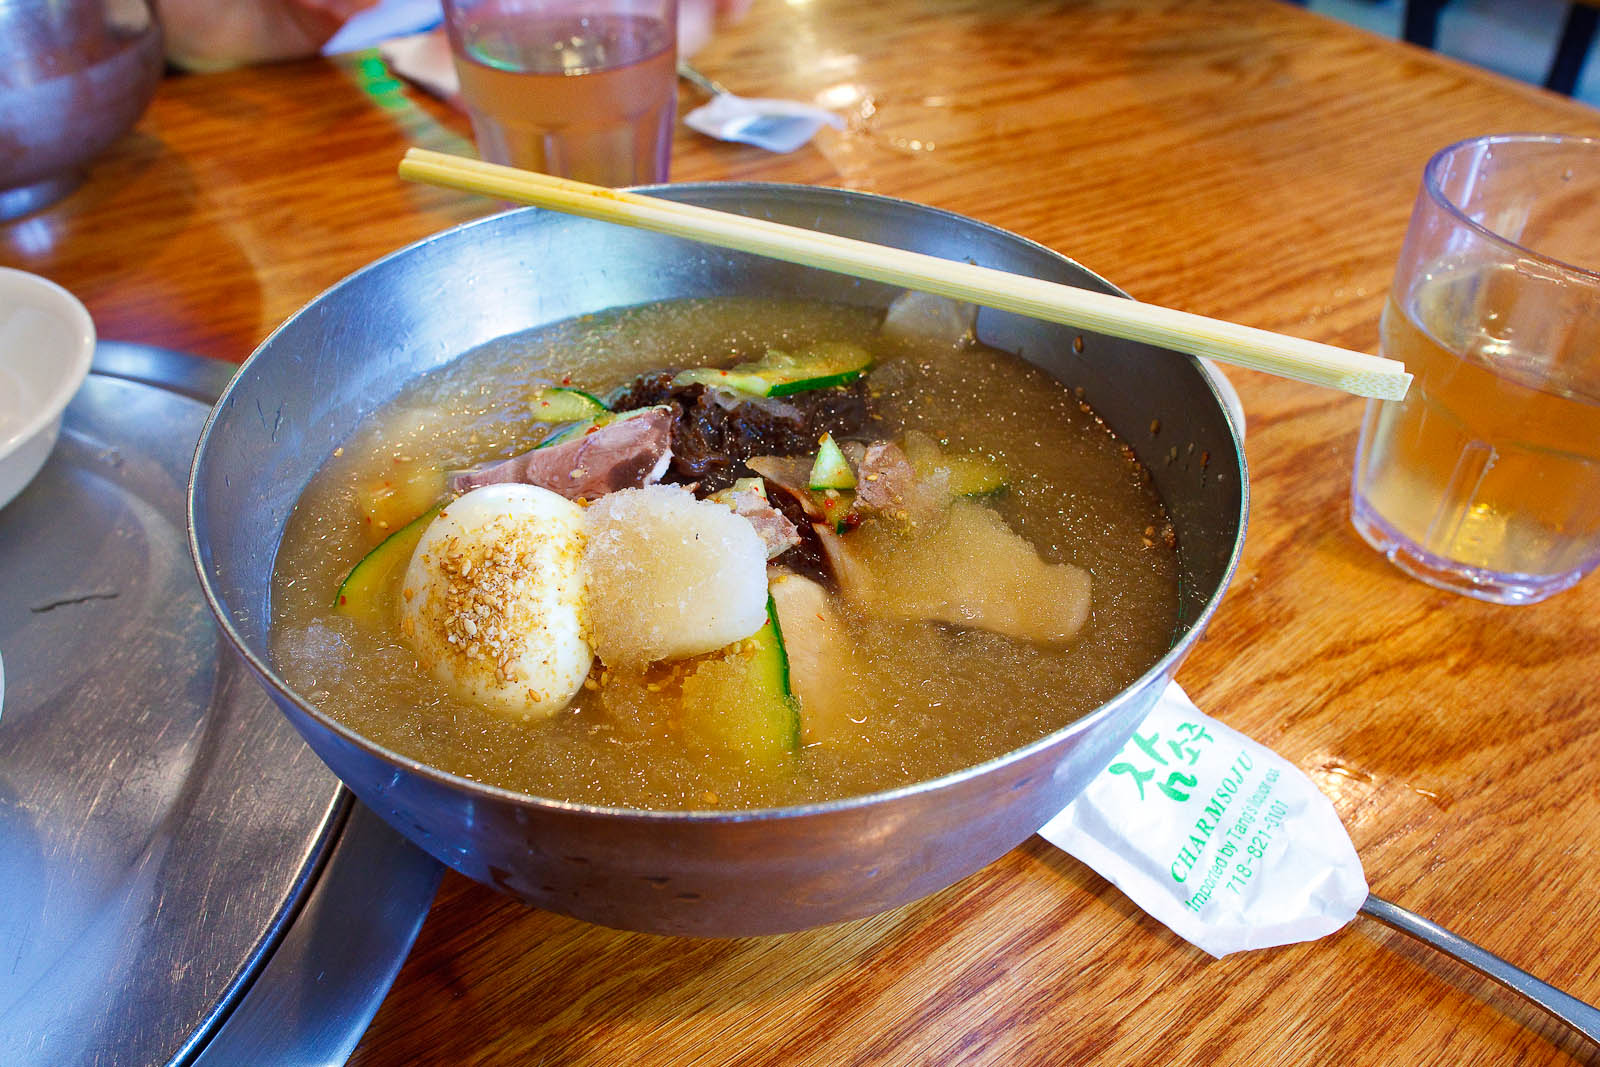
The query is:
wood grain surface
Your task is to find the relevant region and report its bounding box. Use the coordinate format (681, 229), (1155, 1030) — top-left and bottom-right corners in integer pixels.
(7, 1), (1600, 1063)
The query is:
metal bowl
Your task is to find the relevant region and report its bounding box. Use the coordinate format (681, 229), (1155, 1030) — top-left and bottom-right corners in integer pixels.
(189, 184), (1247, 936)
(0, 0), (164, 220)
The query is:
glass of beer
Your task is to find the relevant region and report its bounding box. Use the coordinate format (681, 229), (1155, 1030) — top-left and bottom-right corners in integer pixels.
(1351, 134), (1600, 604)
(441, 0), (678, 187)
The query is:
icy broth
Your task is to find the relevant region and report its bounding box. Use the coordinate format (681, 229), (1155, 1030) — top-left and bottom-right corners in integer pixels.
(270, 298), (1180, 810)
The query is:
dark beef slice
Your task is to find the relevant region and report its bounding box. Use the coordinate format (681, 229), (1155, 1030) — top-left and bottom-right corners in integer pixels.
(765, 480), (831, 584)
(611, 373), (873, 493)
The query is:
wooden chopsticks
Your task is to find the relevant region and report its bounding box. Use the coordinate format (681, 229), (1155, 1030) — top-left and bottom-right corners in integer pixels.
(398, 148), (1410, 401)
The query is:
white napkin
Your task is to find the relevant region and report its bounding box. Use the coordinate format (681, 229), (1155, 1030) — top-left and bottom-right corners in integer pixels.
(683, 93), (842, 153)
(380, 28), (462, 107)
(1039, 681), (1368, 957)
(324, 0), (443, 55)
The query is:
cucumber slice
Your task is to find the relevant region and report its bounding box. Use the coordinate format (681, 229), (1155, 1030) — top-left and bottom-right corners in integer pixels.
(536, 404), (671, 449)
(812, 490), (858, 534)
(530, 386), (608, 423)
(708, 477), (770, 508)
(356, 462), (445, 540)
(904, 432), (1007, 498)
(767, 572), (857, 746)
(671, 366), (768, 396)
(672, 342), (873, 398)
(945, 455), (1007, 497)
(334, 504), (440, 626)
(808, 433), (857, 490)
(680, 596), (801, 763)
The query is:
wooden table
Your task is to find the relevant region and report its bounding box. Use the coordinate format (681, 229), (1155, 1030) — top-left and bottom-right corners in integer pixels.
(8, 1), (1600, 1063)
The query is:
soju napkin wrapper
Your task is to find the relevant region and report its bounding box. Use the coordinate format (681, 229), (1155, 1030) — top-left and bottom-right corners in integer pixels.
(1039, 681), (1368, 958)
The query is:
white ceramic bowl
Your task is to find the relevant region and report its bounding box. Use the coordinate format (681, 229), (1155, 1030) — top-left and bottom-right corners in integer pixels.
(0, 268), (95, 510)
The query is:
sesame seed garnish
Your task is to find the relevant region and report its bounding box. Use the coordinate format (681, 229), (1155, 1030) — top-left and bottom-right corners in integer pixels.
(425, 524), (569, 686)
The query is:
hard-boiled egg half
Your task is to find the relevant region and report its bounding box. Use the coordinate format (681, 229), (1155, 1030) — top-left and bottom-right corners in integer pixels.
(400, 484), (590, 719)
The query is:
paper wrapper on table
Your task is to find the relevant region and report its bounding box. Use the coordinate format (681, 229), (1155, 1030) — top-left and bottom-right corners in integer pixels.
(380, 30), (462, 108)
(683, 95), (843, 153)
(1039, 681), (1368, 958)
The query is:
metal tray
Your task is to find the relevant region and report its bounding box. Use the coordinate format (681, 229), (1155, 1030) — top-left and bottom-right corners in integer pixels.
(0, 342), (440, 1066)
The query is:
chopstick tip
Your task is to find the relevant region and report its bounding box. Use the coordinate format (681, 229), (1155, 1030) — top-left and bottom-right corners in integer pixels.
(1354, 369), (1412, 401)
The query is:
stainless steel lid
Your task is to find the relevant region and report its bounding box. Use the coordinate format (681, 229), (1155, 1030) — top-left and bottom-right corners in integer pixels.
(0, 343), (438, 1066)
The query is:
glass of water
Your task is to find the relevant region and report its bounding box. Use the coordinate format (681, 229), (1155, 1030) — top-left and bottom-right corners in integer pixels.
(441, 0), (678, 186)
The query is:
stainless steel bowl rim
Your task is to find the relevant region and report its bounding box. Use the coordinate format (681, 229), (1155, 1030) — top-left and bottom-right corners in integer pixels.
(187, 180), (1249, 825)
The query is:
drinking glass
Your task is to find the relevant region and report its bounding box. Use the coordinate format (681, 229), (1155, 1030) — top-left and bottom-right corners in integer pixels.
(440, 0), (678, 186)
(1350, 134), (1600, 604)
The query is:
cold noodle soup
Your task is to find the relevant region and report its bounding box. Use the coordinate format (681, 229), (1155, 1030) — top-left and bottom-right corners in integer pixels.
(270, 297), (1180, 810)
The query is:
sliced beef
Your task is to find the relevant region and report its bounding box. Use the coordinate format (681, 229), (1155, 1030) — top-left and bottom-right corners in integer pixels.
(745, 455), (822, 519)
(590, 372), (876, 577)
(718, 486), (802, 559)
(853, 441), (915, 513)
(450, 408), (673, 501)
(763, 481), (830, 584)
(610, 374), (874, 493)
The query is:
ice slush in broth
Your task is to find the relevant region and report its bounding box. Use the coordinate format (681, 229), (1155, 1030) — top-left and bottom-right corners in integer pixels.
(270, 295), (1180, 810)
